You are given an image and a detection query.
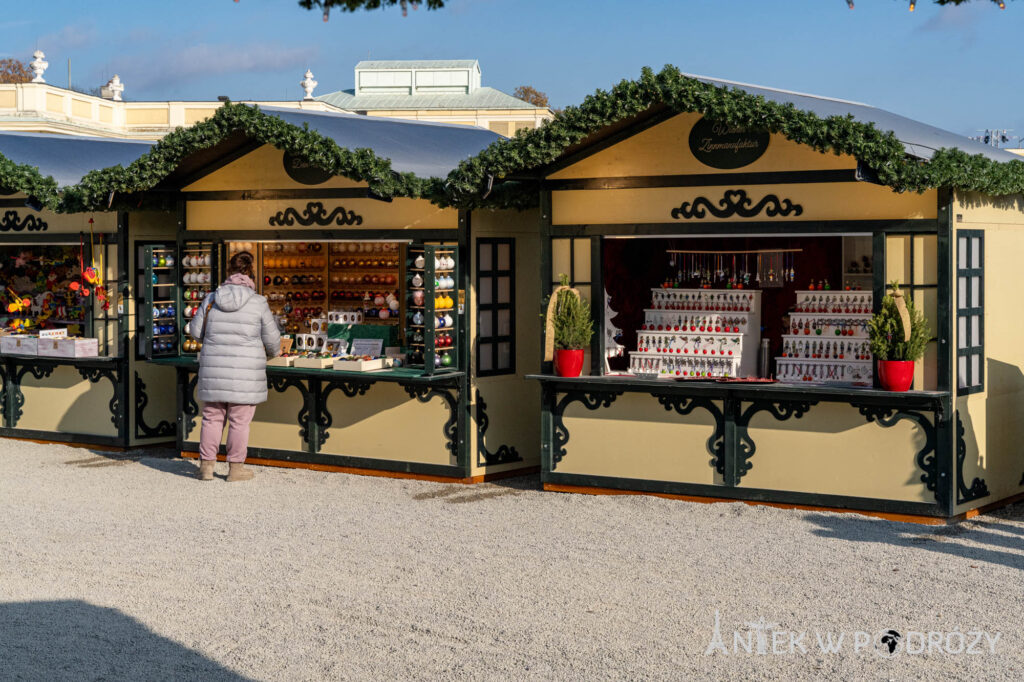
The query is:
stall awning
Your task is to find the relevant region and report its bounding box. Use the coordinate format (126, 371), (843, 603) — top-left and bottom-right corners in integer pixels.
(0, 132), (155, 189)
(258, 106), (503, 178)
(689, 74), (1020, 163)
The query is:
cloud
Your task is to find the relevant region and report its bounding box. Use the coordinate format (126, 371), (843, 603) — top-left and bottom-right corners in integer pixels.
(36, 21), (100, 52)
(117, 42), (319, 91)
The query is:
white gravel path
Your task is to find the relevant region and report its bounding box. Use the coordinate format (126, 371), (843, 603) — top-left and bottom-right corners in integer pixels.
(2, 440), (1023, 680)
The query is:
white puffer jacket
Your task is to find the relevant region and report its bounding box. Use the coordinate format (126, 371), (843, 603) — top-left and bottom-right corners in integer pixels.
(187, 273), (281, 405)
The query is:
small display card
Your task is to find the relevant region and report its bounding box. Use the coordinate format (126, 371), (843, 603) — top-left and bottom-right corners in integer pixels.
(350, 338), (383, 357)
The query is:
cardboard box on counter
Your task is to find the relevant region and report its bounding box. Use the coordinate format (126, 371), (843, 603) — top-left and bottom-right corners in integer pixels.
(1, 336), (38, 356)
(37, 337), (99, 358)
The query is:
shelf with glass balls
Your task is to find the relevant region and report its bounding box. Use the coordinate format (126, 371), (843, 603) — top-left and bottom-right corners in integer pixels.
(327, 241), (402, 326)
(144, 246), (181, 356)
(406, 245), (458, 375)
(631, 286), (762, 379)
(179, 244), (215, 354)
(260, 242), (329, 335)
(775, 285), (874, 385)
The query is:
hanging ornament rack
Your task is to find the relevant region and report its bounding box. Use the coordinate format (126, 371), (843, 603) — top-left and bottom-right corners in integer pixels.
(664, 248), (802, 289)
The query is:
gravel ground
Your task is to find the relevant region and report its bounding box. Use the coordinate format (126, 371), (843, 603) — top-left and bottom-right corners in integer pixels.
(2, 440), (1023, 680)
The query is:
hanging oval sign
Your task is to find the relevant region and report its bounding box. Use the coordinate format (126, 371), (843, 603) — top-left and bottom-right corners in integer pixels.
(688, 117), (770, 169)
(283, 152), (333, 185)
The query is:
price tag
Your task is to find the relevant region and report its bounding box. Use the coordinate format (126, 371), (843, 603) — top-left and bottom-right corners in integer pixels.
(350, 338), (383, 357)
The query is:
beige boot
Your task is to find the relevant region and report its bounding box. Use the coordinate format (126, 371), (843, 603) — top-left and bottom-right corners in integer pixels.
(197, 460), (215, 481)
(226, 462), (254, 482)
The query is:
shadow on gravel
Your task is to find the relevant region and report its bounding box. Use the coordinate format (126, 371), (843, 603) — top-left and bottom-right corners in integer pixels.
(137, 455), (201, 479)
(411, 476), (540, 504)
(0, 600), (252, 680)
(805, 512), (1024, 572)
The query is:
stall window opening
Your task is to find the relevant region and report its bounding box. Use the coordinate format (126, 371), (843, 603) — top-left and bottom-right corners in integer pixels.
(477, 238), (515, 376)
(956, 230), (984, 394)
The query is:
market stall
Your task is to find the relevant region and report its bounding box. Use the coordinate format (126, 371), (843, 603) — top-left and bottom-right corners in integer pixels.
(0, 132), (173, 448)
(109, 105), (539, 480)
(449, 68), (1024, 521)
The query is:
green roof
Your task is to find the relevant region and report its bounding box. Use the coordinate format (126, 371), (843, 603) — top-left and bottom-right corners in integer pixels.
(317, 87), (542, 111)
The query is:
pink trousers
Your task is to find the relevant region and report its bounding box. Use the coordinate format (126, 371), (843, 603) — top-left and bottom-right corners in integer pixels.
(198, 402), (257, 463)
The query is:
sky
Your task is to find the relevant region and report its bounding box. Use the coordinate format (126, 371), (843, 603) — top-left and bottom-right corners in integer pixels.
(1, 0), (1021, 141)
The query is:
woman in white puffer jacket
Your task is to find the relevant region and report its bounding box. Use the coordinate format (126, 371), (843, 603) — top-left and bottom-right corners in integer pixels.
(187, 251), (281, 482)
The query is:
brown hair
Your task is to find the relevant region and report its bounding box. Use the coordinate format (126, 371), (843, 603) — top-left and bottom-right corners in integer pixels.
(228, 251), (255, 280)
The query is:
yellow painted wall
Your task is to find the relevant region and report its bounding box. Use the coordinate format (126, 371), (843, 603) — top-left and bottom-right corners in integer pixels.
(557, 392), (721, 485)
(953, 191), (1024, 513)
(186, 198), (458, 232)
(0, 207), (118, 234)
(319, 383), (453, 465)
(98, 105), (113, 124)
(16, 365), (118, 437)
(741, 403), (931, 501)
(184, 145), (365, 192)
(0, 90), (16, 108)
(551, 184), (937, 226)
(45, 92), (63, 114)
(548, 112), (857, 179)
(469, 208), (543, 476)
(71, 98), (91, 119)
(131, 358), (177, 446)
(184, 107), (216, 125)
(126, 108), (169, 126)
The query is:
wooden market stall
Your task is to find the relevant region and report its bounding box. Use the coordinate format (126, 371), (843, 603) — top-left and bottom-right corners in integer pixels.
(80, 104), (543, 481)
(446, 67), (1024, 521)
(0, 132), (181, 448)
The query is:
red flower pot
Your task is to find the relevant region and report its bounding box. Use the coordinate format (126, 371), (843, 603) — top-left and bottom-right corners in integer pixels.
(554, 349), (585, 378)
(878, 360), (914, 392)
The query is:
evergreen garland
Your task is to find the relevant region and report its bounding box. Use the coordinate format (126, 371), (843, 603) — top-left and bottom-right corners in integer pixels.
(442, 65), (1024, 209)
(0, 102), (436, 213)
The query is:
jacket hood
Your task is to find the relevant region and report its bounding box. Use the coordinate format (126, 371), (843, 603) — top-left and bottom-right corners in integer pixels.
(214, 274), (257, 312)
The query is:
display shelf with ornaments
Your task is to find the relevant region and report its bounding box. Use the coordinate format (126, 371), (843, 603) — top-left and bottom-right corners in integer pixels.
(260, 242), (329, 335)
(176, 242), (217, 357)
(326, 241), (403, 326)
(406, 244), (459, 375)
(774, 290), (875, 385)
(630, 288), (761, 378)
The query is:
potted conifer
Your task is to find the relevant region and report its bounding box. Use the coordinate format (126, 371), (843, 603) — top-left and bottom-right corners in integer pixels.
(867, 280), (929, 392)
(545, 274), (594, 378)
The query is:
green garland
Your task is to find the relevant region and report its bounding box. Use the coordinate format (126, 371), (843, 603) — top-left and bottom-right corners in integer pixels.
(0, 102), (438, 213)
(62, 103), (435, 213)
(5, 66), (1024, 214)
(442, 65), (1024, 209)
(0, 153), (61, 208)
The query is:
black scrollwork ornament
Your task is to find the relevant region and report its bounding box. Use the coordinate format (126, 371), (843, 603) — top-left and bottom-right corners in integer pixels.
(671, 189), (803, 220)
(657, 395), (726, 474)
(268, 201), (363, 227)
(0, 210), (48, 232)
(955, 411), (989, 505)
(856, 405), (938, 494)
(550, 390), (622, 468)
(735, 400), (814, 481)
(476, 390), (521, 466)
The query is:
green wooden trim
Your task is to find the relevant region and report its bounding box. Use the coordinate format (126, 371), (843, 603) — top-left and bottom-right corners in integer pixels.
(548, 219), (940, 237)
(543, 471), (945, 517)
(545, 169), (860, 191)
(181, 441), (470, 479)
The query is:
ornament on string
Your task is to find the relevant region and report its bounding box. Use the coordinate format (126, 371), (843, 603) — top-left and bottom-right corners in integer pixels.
(6, 288), (31, 315)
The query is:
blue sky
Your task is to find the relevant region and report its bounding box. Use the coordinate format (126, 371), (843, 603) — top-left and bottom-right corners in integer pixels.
(1, 0), (1020, 140)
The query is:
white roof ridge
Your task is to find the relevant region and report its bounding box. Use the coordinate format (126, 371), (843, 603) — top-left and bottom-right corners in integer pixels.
(681, 71), (871, 108)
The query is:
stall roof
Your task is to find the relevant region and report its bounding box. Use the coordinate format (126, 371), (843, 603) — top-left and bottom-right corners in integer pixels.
(0, 132), (155, 189)
(258, 106), (503, 178)
(689, 73), (1020, 163)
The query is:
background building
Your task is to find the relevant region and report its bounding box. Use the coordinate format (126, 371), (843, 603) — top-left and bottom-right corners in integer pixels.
(316, 60), (553, 136)
(0, 55), (550, 140)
